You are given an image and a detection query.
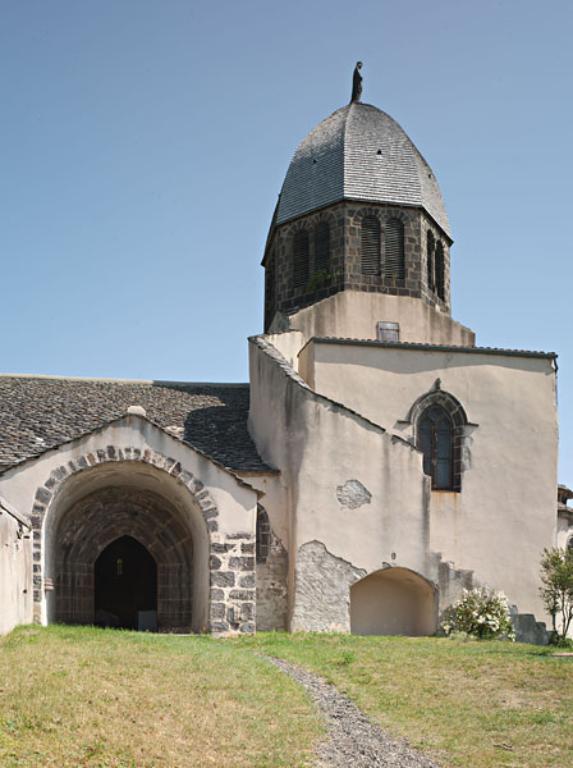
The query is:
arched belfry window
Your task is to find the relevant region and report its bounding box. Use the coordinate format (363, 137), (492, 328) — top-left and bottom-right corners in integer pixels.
(384, 218), (405, 280)
(314, 221), (330, 274)
(256, 506), (271, 564)
(435, 241), (445, 301)
(361, 216), (381, 275)
(293, 230), (310, 290)
(426, 230), (435, 292)
(418, 405), (454, 490)
(266, 261), (275, 308)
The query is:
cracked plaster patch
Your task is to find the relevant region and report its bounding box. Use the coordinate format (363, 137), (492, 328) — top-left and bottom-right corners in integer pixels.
(336, 479), (372, 510)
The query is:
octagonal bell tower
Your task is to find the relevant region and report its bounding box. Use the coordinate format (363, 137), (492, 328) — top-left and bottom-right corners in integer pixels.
(263, 66), (474, 347)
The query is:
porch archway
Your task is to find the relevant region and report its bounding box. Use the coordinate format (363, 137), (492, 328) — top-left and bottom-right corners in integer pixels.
(41, 458), (211, 633)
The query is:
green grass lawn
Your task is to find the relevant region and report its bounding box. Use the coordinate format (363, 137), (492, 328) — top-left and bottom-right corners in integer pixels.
(239, 632), (573, 768)
(0, 626), (321, 768)
(2, 627), (571, 768)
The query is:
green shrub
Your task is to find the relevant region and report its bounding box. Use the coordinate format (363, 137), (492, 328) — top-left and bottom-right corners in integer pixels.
(441, 588), (515, 640)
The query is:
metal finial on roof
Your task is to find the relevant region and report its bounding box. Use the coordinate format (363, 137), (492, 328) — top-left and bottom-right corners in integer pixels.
(351, 61), (363, 103)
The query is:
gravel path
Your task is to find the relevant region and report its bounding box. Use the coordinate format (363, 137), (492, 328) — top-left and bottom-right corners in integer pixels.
(268, 657), (440, 768)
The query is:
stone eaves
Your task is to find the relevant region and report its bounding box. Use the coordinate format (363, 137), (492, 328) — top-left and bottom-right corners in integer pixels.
(300, 337), (557, 361)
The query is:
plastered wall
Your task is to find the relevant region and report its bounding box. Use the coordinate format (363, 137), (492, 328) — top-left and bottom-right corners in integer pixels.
(249, 336), (439, 631)
(0, 501), (32, 634)
(288, 290), (475, 347)
(299, 339), (558, 618)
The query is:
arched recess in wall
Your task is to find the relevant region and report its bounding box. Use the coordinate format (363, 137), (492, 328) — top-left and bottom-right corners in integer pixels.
(406, 385), (473, 492)
(41, 460), (211, 633)
(350, 567), (438, 636)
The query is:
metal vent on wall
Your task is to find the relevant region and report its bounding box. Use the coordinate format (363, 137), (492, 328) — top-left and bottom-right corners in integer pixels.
(377, 321), (400, 342)
(361, 217), (380, 275)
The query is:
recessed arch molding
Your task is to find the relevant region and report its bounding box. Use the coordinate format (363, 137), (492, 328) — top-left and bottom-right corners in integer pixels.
(30, 445), (256, 634)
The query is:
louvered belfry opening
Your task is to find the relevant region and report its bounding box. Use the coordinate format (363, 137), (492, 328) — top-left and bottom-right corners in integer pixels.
(265, 260), (276, 328)
(314, 221), (330, 274)
(292, 229), (310, 290)
(361, 216), (381, 275)
(435, 241), (445, 300)
(384, 218), (405, 280)
(426, 230), (435, 292)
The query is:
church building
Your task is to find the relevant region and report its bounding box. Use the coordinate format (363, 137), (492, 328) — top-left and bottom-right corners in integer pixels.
(0, 68), (565, 640)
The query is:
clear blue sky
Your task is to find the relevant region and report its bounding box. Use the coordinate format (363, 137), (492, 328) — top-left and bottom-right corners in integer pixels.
(1, 1), (571, 485)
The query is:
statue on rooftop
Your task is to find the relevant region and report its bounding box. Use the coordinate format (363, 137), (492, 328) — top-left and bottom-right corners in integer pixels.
(351, 61), (363, 103)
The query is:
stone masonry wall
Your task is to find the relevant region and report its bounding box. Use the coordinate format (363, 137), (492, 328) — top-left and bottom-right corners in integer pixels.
(291, 540), (366, 632)
(264, 201), (452, 330)
(210, 533), (256, 634)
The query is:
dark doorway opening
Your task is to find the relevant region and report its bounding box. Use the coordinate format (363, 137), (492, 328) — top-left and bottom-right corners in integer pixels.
(94, 536), (157, 630)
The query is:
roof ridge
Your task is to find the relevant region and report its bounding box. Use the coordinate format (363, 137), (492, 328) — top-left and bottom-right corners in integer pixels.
(0, 373), (248, 387)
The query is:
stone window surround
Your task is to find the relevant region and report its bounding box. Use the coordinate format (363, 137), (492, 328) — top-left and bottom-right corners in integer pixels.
(399, 381), (477, 493)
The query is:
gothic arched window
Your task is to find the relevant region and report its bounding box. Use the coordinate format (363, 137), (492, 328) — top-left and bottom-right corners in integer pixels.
(293, 230), (310, 290)
(426, 230), (435, 292)
(314, 221), (330, 274)
(417, 405), (454, 490)
(361, 216), (381, 275)
(384, 218), (405, 280)
(256, 506), (271, 564)
(435, 241), (445, 300)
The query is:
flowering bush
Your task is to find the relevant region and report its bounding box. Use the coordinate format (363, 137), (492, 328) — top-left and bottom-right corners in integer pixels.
(440, 588), (515, 640)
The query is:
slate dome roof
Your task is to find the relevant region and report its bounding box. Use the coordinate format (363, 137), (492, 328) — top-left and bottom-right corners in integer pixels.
(276, 102), (451, 238)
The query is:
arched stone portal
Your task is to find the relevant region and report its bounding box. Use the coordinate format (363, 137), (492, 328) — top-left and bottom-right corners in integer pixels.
(350, 567), (438, 636)
(31, 442), (257, 634)
(37, 454), (217, 633)
(52, 482), (198, 631)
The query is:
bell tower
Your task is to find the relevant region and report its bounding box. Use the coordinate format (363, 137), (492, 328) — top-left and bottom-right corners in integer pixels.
(263, 66), (473, 347)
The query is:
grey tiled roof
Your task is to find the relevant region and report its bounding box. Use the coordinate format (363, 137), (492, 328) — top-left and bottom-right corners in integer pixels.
(276, 102), (451, 237)
(0, 376), (271, 473)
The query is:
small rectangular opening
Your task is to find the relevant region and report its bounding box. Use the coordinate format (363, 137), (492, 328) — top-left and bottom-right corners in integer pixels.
(377, 321), (400, 343)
